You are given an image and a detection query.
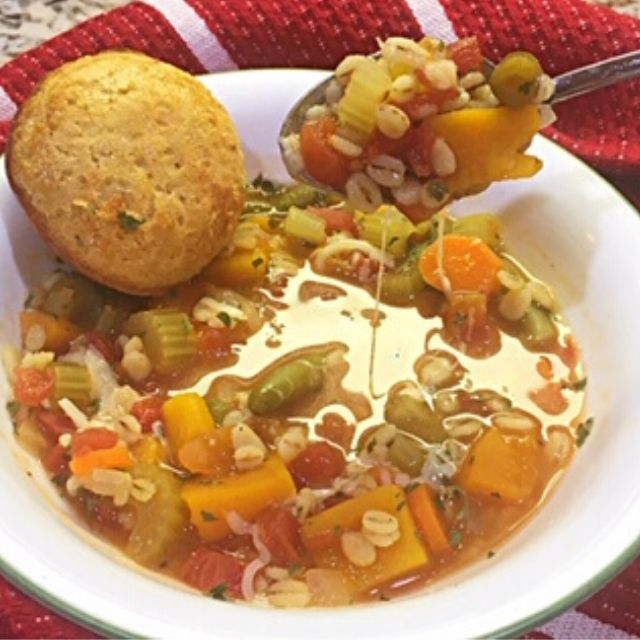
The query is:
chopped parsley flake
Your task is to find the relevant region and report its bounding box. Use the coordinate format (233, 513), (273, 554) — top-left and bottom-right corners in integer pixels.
(5, 401), (19, 419)
(118, 211), (144, 231)
(487, 550), (495, 559)
(564, 377), (588, 392)
(201, 510), (218, 522)
(217, 312), (232, 328)
(210, 583), (229, 600)
(576, 417), (594, 447)
(288, 563), (302, 576)
(252, 257), (265, 268)
(449, 529), (463, 549)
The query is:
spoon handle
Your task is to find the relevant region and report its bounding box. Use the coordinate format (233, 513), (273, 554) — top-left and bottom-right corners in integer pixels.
(552, 50), (640, 104)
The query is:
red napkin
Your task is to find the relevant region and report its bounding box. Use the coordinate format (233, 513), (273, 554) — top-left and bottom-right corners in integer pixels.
(0, 0), (638, 637)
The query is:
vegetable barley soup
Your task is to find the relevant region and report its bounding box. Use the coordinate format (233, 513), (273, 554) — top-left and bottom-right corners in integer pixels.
(4, 177), (589, 607)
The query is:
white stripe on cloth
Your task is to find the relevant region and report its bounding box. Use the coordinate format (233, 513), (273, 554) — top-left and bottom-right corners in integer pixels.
(144, 0), (237, 71)
(403, 0), (458, 43)
(538, 610), (635, 639)
(0, 86), (17, 120)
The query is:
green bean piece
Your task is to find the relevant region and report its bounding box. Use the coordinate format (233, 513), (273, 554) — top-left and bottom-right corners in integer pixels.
(272, 184), (326, 210)
(205, 397), (233, 424)
(387, 432), (427, 475)
(126, 463), (188, 567)
(53, 363), (92, 408)
(248, 356), (326, 415)
(521, 307), (557, 348)
(452, 213), (504, 251)
(123, 309), (196, 374)
(41, 273), (104, 329)
(489, 51), (544, 107)
(384, 394), (448, 443)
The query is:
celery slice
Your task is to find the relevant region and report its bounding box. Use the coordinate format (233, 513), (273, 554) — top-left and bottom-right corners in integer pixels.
(360, 207), (415, 258)
(284, 207), (327, 245)
(124, 309), (196, 375)
(53, 363), (93, 408)
(338, 59), (392, 140)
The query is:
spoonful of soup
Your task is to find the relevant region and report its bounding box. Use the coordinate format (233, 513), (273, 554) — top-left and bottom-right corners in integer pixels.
(279, 36), (640, 221)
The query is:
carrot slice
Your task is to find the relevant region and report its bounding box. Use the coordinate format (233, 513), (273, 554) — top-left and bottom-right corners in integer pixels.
(70, 444), (132, 476)
(407, 484), (450, 554)
(419, 234), (503, 294)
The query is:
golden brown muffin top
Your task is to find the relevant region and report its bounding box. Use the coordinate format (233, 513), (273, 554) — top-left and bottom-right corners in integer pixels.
(7, 50), (246, 295)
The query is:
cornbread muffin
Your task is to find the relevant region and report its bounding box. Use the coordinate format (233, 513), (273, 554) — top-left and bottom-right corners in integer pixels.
(7, 51), (245, 295)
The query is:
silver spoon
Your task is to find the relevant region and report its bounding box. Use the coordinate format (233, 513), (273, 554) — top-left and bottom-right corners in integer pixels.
(279, 49), (640, 185)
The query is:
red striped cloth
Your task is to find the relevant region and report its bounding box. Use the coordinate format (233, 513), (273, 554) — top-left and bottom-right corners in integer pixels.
(0, 0), (638, 637)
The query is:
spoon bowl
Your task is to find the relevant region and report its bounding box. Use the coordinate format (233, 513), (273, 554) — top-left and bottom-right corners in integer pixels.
(279, 47), (640, 187)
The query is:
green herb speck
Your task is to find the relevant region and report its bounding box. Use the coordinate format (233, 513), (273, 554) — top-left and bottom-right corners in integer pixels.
(118, 211), (145, 232)
(210, 583), (229, 600)
(564, 377), (588, 392)
(576, 417), (594, 447)
(217, 312), (232, 328)
(449, 529), (463, 549)
(252, 257), (265, 268)
(487, 550), (495, 559)
(201, 510), (218, 522)
(427, 180), (449, 201)
(396, 501), (406, 511)
(288, 563), (302, 576)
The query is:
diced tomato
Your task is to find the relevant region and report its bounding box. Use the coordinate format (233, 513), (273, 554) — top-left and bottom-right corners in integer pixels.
(289, 441), (346, 489)
(43, 443), (69, 476)
(255, 504), (303, 566)
(71, 428), (118, 457)
(308, 208), (359, 236)
(14, 368), (55, 407)
(34, 409), (75, 443)
(299, 117), (351, 189)
(448, 37), (484, 75)
(85, 330), (119, 363)
(315, 413), (355, 452)
(180, 547), (245, 596)
(197, 326), (233, 357)
(362, 129), (415, 163)
(406, 121), (437, 178)
(131, 396), (165, 433)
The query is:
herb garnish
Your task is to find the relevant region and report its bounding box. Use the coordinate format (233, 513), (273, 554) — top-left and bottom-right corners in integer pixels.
(210, 583), (229, 600)
(217, 312), (232, 328)
(252, 257), (265, 268)
(118, 211), (145, 231)
(449, 529), (463, 549)
(201, 510), (218, 522)
(576, 417), (594, 447)
(563, 377), (588, 392)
